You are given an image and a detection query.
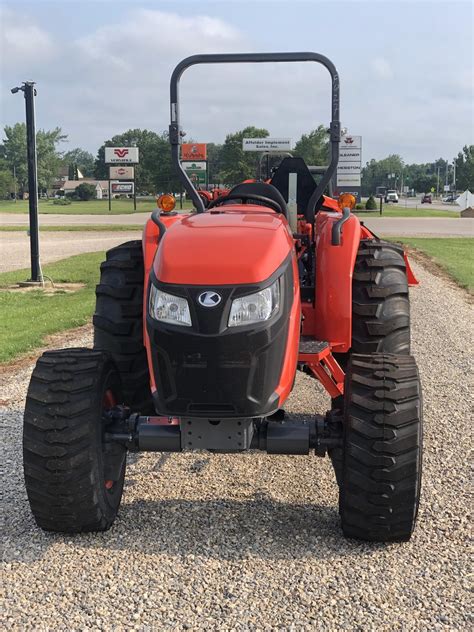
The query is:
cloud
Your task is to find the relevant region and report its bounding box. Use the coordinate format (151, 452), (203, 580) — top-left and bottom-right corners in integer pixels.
(0, 5), (472, 164)
(0, 7), (56, 71)
(370, 57), (394, 80)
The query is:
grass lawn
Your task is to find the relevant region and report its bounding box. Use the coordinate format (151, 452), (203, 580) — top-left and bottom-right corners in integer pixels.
(390, 237), (474, 292)
(0, 225), (143, 232)
(0, 252), (103, 363)
(354, 208), (459, 218)
(0, 198), (193, 215)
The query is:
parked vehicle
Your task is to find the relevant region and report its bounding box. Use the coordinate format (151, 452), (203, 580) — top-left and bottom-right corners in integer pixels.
(384, 190), (399, 203)
(421, 193), (432, 204)
(442, 193), (456, 203)
(23, 52), (423, 543)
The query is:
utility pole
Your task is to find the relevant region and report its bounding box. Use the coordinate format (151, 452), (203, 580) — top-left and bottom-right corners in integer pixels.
(437, 167), (440, 198)
(11, 81), (42, 283)
(453, 159), (456, 194)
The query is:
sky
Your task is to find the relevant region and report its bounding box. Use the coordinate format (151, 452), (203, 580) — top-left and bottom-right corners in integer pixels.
(0, 0), (473, 165)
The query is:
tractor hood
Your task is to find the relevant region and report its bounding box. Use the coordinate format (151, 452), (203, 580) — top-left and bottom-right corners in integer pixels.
(153, 208), (294, 286)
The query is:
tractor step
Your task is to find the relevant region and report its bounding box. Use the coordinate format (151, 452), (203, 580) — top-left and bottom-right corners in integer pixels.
(299, 337), (329, 354)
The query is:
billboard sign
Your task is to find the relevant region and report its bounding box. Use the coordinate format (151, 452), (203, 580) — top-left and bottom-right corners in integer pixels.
(111, 181), (134, 194)
(182, 161), (207, 186)
(105, 147), (139, 164)
(109, 166), (135, 180)
(337, 135), (362, 187)
(181, 143), (207, 161)
(242, 138), (292, 152)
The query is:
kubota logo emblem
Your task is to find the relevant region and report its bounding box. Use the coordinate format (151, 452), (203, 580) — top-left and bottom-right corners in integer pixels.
(114, 148), (129, 158)
(198, 291), (222, 307)
(344, 137), (354, 144)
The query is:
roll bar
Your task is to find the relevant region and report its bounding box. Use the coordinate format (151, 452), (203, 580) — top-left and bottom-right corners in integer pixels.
(169, 52), (340, 215)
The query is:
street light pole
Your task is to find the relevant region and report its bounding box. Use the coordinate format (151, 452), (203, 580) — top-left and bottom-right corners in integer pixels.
(11, 81), (42, 283)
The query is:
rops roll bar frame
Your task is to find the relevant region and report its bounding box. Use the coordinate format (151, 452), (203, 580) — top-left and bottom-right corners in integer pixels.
(169, 52), (340, 216)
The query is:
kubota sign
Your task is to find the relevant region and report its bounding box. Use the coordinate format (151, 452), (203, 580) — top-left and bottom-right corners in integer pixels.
(181, 143), (207, 161)
(105, 147), (139, 164)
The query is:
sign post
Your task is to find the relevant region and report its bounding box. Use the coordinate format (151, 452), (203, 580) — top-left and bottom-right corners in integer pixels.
(336, 135), (362, 202)
(11, 81), (42, 283)
(105, 148), (139, 212)
(181, 144), (208, 194)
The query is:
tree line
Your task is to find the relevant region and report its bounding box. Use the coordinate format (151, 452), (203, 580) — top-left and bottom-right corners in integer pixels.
(0, 121), (472, 198)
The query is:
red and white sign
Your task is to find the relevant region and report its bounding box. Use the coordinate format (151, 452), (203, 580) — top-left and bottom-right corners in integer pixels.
(181, 143), (207, 161)
(105, 147), (139, 164)
(111, 181), (134, 194)
(109, 166), (135, 180)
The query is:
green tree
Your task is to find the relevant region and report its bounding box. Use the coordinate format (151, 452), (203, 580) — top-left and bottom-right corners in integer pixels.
(0, 163), (15, 198)
(361, 155), (404, 196)
(0, 123), (66, 193)
(218, 126), (269, 185)
(293, 125), (329, 166)
(63, 148), (95, 177)
(76, 182), (97, 200)
(454, 145), (474, 191)
(68, 163), (79, 180)
(206, 142), (223, 186)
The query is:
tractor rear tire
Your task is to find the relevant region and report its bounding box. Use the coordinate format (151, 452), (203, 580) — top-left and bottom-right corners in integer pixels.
(93, 240), (153, 413)
(338, 353), (423, 542)
(351, 238), (410, 356)
(23, 348), (127, 533)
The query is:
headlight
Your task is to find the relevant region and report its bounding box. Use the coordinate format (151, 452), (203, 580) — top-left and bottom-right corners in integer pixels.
(228, 279), (280, 327)
(149, 285), (192, 326)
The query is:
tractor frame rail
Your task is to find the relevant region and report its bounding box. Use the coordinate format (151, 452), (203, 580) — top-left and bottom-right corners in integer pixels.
(104, 408), (343, 457)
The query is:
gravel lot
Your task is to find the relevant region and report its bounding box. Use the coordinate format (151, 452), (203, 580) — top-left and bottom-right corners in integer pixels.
(1, 261), (471, 630)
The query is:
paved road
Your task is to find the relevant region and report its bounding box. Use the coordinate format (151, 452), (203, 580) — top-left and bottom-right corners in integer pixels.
(1, 261), (471, 629)
(2, 212), (474, 236)
(362, 216), (474, 237)
(389, 198), (459, 211)
(0, 230), (141, 272)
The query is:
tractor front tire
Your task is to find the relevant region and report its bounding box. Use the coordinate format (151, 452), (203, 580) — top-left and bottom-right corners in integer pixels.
(338, 353), (422, 542)
(93, 240), (153, 413)
(23, 348), (126, 533)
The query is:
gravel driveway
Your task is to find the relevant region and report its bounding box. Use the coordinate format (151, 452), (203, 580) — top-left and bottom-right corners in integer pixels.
(1, 261), (471, 630)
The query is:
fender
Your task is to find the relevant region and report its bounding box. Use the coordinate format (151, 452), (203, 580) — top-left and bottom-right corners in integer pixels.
(311, 211), (362, 352)
(142, 211), (184, 392)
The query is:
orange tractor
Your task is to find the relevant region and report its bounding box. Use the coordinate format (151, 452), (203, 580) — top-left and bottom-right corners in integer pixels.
(23, 53), (422, 541)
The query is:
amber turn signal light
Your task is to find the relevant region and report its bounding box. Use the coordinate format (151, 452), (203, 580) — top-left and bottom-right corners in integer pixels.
(337, 193), (356, 211)
(157, 194), (176, 213)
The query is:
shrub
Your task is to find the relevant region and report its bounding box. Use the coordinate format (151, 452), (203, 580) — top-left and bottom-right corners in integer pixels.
(76, 183), (97, 201)
(366, 195), (378, 210)
(53, 198), (72, 206)
(355, 203), (364, 210)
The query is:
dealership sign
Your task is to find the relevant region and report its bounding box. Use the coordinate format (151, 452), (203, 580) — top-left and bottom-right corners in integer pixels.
(182, 161), (207, 186)
(109, 166), (135, 180)
(337, 135), (362, 187)
(105, 147), (139, 164)
(111, 181), (134, 194)
(242, 138), (292, 152)
(181, 143), (207, 161)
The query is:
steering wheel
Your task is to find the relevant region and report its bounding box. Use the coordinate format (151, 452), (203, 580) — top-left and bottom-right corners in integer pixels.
(207, 193), (287, 217)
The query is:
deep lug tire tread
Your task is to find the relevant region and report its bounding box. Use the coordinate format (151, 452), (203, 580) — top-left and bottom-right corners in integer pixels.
(351, 239), (410, 355)
(23, 348), (126, 533)
(340, 353), (422, 542)
(93, 240), (153, 413)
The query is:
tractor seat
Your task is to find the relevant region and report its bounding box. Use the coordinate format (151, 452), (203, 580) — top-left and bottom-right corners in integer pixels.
(225, 182), (288, 215)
